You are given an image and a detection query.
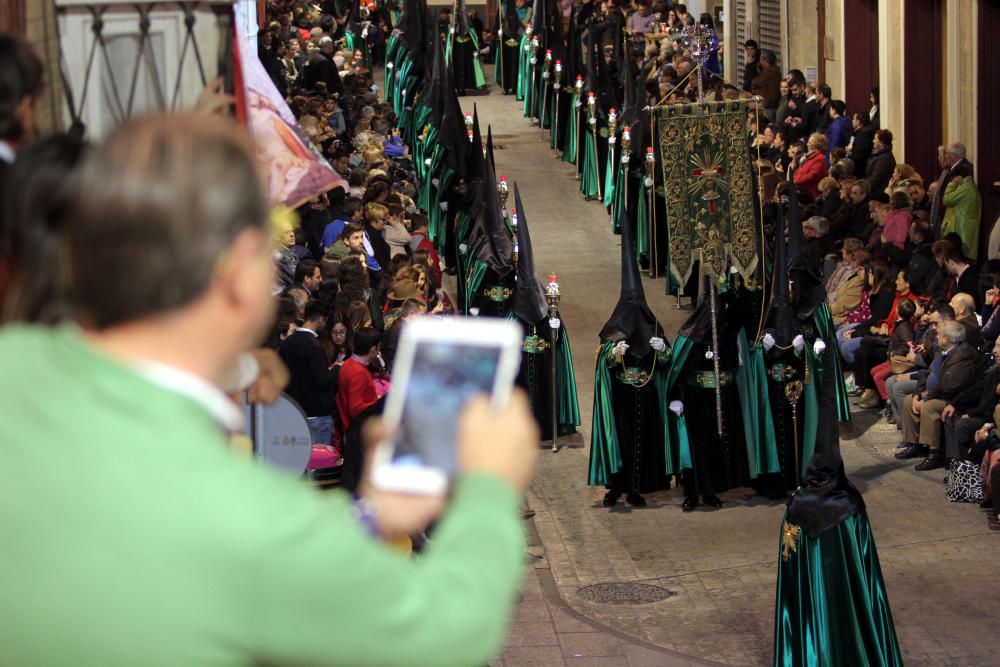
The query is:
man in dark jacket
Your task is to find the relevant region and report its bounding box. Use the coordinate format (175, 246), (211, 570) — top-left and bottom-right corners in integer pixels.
(898, 319), (986, 470)
(302, 36), (344, 96)
(742, 40), (760, 92)
(751, 50), (781, 116)
(848, 112), (875, 179)
(278, 300), (338, 444)
(942, 339), (1000, 461)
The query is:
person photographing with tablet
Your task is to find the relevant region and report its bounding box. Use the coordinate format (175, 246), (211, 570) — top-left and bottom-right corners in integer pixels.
(0, 113), (540, 667)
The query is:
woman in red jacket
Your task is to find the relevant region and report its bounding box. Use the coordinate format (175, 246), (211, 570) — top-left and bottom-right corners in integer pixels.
(793, 132), (829, 198)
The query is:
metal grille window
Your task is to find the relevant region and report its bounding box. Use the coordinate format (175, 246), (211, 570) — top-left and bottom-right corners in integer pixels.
(734, 0), (748, 75)
(758, 0), (782, 72)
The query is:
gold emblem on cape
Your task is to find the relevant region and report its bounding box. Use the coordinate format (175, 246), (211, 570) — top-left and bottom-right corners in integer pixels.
(522, 335), (549, 353)
(482, 286), (513, 302)
(781, 522), (801, 562)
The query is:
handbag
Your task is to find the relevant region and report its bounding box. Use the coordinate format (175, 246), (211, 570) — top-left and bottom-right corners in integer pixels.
(945, 459), (984, 503)
(889, 354), (915, 374)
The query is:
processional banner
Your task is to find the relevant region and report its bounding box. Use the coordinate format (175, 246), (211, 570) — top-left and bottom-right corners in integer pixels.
(657, 100), (757, 288)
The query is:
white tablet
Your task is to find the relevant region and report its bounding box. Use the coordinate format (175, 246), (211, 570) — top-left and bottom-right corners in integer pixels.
(371, 316), (523, 495)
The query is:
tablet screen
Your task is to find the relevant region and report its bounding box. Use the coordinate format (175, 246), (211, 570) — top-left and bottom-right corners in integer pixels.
(391, 340), (505, 475)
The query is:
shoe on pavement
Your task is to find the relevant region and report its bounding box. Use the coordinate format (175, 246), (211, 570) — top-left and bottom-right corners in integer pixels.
(915, 452), (946, 471)
(895, 443), (927, 460)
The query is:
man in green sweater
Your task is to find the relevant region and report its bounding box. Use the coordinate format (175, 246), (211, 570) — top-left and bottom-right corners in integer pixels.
(0, 113), (539, 666)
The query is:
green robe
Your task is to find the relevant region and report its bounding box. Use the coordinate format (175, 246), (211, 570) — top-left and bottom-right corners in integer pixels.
(775, 509), (903, 667)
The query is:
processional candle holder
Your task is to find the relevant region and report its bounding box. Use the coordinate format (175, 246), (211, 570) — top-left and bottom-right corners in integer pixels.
(497, 175), (510, 215)
(540, 49), (553, 135)
(679, 23), (715, 104)
(464, 111), (474, 142)
(545, 274), (562, 452)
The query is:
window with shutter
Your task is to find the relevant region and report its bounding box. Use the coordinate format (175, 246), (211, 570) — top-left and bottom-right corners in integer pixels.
(758, 0), (782, 72)
(734, 0), (748, 74)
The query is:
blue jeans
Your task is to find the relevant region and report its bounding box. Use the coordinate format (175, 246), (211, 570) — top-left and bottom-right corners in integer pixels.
(306, 416), (332, 445)
(836, 322), (864, 364)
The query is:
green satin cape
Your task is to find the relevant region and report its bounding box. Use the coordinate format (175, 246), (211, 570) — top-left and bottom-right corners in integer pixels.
(562, 94), (579, 164)
(602, 144), (616, 208)
(774, 508), (903, 667)
(579, 125), (600, 199)
(736, 331), (781, 478)
(812, 303), (852, 422)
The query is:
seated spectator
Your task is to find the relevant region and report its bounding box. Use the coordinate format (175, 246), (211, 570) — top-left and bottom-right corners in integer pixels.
(826, 238), (864, 297)
(867, 298), (919, 415)
(949, 291), (982, 350)
(853, 270), (918, 407)
(886, 302), (953, 426)
(816, 176), (841, 219)
(278, 300), (339, 444)
(831, 179), (872, 241)
(898, 319), (985, 470)
(943, 245), (981, 309)
(980, 263), (1000, 344)
(793, 132), (828, 198)
(830, 249), (870, 322)
(802, 215), (834, 276)
(837, 260), (894, 364)
(943, 338), (1000, 463)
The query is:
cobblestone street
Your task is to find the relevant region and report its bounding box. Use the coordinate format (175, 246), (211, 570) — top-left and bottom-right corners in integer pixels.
(466, 84), (1000, 667)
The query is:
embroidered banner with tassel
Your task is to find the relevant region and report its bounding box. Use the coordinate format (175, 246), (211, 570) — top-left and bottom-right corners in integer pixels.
(657, 99), (757, 287)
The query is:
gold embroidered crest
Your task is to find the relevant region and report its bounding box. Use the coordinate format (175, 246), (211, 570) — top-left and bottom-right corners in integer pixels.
(781, 523), (801, 562)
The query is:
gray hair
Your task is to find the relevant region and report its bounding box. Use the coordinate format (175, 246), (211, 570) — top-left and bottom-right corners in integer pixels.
(946, 142), (966, 158)
(938, 319), (966, 344)
(805, 216), (830, 236)
(761, 50), (777, 66)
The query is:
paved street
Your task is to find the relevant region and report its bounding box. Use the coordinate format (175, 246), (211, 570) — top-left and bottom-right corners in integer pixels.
(461, 80), (1000, 667)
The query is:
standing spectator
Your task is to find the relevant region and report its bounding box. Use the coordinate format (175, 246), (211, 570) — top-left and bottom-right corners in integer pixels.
(294, 259), (322, 296)
(751, 50), (781, 120)
(813, 84), (832, 134)
(848, 112), (875, 179)
(943, 245), (981, 308)
(335, 327), (381, 437)
(273, 211), (299, 293)
(279, 300), (339, 444)
(742, 40), (760, 92)
(941, 174), (983, 260)
(302, 36), (344, 96)
(826, 100), (851, 159)
(865, 129), (896, 196)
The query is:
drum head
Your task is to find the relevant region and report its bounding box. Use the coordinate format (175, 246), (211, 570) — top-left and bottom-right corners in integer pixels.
(243, 393), (314, 475)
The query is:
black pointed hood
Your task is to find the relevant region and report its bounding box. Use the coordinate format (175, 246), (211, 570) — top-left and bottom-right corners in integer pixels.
(453, 0), (471, 36)
(677, 274), (725, 345)
(599, 205), (659, 356)
(620, 36), (638, 127)
(764, 182), (797, 346)
(469, 134), (514, 275)
(786, 185), (827, 320)
(485, 125), (496, 172)
(785, 342), (864, 539)
(511, 184), (550, 324)
(467, 105), (484, 180)
(426, 28), (447, 129)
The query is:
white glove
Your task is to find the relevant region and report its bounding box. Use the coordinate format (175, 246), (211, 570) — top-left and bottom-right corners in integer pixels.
(762, 333), (776, 351)
(542, 71), (550, 79)
(361, 28), (369, 38)
(609, 136), (616, 145)
(613, 340), (629, 357)
(669, 400), (684, 417)
(649, 336), (666, 352)
(424, 158), (432, 166)
(386, 61), (394, 69)
(431, 177), (440, 187)
(549, 317), (561, 330)
(813, 339), (827, 355)
(439, 201), (448, 211)
(621, 154), (630, 164)
(644, 176), (654, 188)
(530, 57), (537, 65)
(554, 84), (561, 91)
(575, 100), (583, 108)
(458, 243), (468, 255)
(469, 307), (480, 317)
(793, 334), (806, 352)
(588, 117), (597, 125)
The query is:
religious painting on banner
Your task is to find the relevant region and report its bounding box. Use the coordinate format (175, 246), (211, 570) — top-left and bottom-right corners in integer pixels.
(657, 100), (757, 288)
(235, 34), (347, 209)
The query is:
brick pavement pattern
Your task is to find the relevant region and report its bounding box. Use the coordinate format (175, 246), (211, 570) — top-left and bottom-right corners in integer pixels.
(463, 79), (1000, 666)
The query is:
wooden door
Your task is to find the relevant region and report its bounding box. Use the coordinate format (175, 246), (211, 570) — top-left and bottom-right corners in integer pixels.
(904, 0), (944, 185)
(979, 0), (1000, 258)
(842, 0), (878, 118)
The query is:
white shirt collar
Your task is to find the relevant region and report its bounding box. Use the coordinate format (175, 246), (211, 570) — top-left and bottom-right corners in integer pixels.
(0, 140), (15, 164)
(295, 326), (318, 337)
(133, 360), (244, 432)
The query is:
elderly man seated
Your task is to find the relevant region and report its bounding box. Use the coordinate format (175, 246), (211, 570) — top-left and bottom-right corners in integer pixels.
(897, 319), (986, 471)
